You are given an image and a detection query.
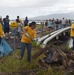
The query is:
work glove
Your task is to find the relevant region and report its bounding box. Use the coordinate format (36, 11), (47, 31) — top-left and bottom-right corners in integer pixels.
(32, 38), (37, 42)
(25, 33), (30, 38)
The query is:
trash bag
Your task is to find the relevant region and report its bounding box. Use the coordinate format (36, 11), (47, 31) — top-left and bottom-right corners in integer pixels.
(44, 48), (55, 63)
(0, 38), (13, 56)
(44, 48), (62, 65)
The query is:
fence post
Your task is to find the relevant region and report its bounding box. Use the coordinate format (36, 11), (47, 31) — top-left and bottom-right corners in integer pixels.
(12, 28), (16, 59)
(41, 22), (44, 36)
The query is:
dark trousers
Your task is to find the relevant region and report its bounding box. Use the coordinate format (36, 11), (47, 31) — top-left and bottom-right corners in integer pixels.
(20, 42), (32, 62)
(72, 37), (74, 50)
(24, 24), (28, 27)
(0, 37), (1, 44)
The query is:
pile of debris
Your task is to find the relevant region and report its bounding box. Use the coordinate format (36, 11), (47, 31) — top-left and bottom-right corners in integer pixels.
(32, 41), (74, 72)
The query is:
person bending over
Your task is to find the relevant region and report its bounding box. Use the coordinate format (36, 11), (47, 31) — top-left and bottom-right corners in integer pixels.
(19, 21), (37, 62)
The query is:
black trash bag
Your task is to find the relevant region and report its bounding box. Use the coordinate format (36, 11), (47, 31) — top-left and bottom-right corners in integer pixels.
(44, 48), (62, 65)
(44, 48), (55, 64)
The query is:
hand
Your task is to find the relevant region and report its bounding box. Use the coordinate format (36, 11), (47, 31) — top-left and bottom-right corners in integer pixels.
(1, 35), (5, 38)
(32, 38), (37, 41)
(25, 33), (30, 38)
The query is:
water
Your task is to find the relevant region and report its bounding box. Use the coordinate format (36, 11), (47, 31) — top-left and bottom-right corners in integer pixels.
(10, 20), (42, 24)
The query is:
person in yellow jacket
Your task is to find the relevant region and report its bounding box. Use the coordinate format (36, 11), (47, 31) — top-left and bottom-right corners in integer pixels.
(70, 23), (74, 50)
(19, 21), (37, 62)
(0, 23), (4, 37)
(0, 23), (4, 43)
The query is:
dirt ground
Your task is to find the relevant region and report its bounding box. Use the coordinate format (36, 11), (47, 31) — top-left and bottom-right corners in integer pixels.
(6, 38), (21, 49)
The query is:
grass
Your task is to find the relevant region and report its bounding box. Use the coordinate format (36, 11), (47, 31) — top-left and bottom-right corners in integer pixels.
(35, 68), (64, 75)
(0, 51), (64, 75)
(36, 24), (42, 29)
(0, 42), (69, 75)
(0, 49), (39, 73)
(0, 42), (40, 73)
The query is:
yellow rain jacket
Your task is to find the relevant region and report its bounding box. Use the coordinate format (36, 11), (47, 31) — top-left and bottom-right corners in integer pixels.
(21, 26), (36, 43)
(70, 23), (74, 37)
(0, 23), (4, 37)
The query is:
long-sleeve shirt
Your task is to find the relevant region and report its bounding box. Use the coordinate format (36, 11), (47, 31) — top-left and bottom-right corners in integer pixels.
(21, 26), (36, 43)
(0, 23), (4, 37)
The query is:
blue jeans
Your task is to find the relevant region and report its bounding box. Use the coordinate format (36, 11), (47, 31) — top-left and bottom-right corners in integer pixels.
(20, 42), (32, 62)
(62, 24), (66, 28)
(56, 24), (59, 30)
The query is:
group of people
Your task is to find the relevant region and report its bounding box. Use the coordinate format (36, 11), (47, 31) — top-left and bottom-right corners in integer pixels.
(45, 18), (74, 51)
(0, 15), (29, 40)
(45, 18), (71, 31)
(0, 15), (13, 56)
(0, 15), (37, 63)
(0, 15), (74, 63)
(0, 15), (10, 39)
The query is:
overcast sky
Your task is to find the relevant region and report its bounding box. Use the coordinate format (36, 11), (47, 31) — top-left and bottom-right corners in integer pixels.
(0, 0), (74, 19)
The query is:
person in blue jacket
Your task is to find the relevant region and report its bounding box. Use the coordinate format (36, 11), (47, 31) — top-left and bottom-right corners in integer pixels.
(24, 17), (29, 27)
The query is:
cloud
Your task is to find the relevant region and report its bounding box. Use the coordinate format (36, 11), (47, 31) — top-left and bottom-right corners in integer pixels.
(0, 0), (60, 7)
(0, 0), (74, 19)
